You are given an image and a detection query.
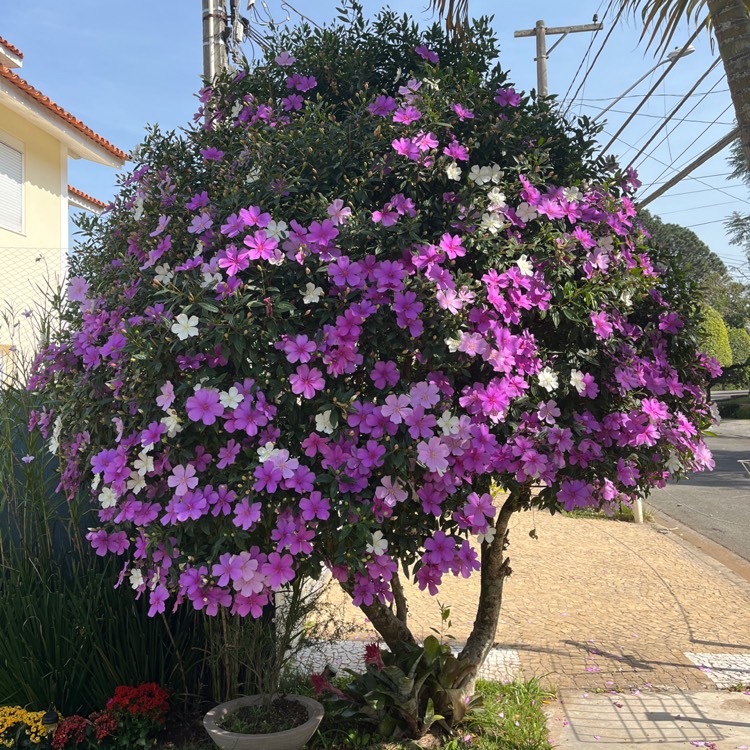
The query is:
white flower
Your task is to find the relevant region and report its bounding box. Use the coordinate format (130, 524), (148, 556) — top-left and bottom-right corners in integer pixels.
(569, 369), (585, 394)
(201, 270), (222, 289)
(230, 101), (243, 119)
(91, 473), (101, 491)
(133, 450), (154, 476)
(537, 367), (559, 393)
(445, 336), (462, 353)
(480, 212), (504, 234)
(129, 569), (145, 590)
(710, 402), (721, 427)
(171, 313), (199, 340)
(476, 526), (496, 545)
(437, 410), (460, 436)
(220, 387), (244, 410)
(98, 487), (118, 508)
(366, 530), (388, 556)
(301, 283), (324, 304)
(446, 162), (462, 181)
(315, 410), (335, 435)
(516, 254), (534, 277)
(266, 220), (289, 240)
(160, 408), (183, 438)
(245, 167), (261, 183)
(562, 186), (581, 202)
(620, 290), (633, 308)
(127, 471), (146, 494)
(154, 264), (173, 285)
(470, 164), (502, 185)
(597, 234), (614, 252)
(487, 187), (507, 211)
(665, 452), (681, 473)
(257, 442), (276, 463)
(516, 202), (537, 223)
(268, 249), (286, 266)
(48, 416), (62, 454)
(133, 196), (144, 221)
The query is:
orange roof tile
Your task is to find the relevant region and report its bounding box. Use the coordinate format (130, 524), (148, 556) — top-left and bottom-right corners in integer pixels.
(68, 185), (107, 209)
(0, 66), (127, 161)
(0, 37), (23, 59)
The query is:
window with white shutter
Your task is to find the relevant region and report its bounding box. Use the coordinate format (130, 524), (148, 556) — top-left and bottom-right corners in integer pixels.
(0, 138), (23, 233)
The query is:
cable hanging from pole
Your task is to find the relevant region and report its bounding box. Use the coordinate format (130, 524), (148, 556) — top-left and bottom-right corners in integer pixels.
(598, 19), (708, 157)
(626, 59), (722, 172)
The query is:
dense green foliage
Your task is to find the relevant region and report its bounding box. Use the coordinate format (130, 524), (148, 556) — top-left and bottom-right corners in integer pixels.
(699, 305), (733, 368)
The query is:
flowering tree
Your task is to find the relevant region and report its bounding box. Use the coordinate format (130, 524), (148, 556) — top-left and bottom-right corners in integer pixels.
(30, 6), (717, 690)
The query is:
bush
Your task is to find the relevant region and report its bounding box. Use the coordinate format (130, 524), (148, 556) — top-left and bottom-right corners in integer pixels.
(700, 305), (732, 368)
(28, 2), (717, 698)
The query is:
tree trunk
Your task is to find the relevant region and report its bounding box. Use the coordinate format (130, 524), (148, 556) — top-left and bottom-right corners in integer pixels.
(344, 489), (525, 688)
(708, 0), (750, 166)
(456, 490), (524, 687)
(342, 581), (418, 656)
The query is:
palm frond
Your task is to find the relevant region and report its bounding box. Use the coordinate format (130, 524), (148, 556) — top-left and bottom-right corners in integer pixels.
(429, 0), (470, 39)
(619, 0), (712, 56)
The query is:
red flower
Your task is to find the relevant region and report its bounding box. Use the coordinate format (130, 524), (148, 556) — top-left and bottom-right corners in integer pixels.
(51, 716), (88, 750)
(364, 642), (384, 671)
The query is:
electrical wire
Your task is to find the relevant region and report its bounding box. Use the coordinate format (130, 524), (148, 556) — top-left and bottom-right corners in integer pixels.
(577, 104), (734, 126)
(576, 89), (730, 101)
(628, 58), (724, 173)
(562, 1), (625, 117)
(559, 0), (611, 113)
(602, 130), (750, 206)
(642, 101), (734, 189)
(655, 199), (747, 215)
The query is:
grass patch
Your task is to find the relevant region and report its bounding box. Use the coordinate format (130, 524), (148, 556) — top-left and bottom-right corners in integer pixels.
(561, 503), (653, 523)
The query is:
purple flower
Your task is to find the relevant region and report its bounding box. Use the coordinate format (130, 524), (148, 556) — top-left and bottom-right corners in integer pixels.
(495, 87), (521, 107)
(263, 552), (295, 589)
(289, 365), (325, 399)
(451, 103), (474, 120)
(67, 276), (90, 302)
(368, 95), (397, 117)
(186, 388), (224, 425)
(414, 45), (439, 63)
(370, 360), (400, 389)
(274, 51), (296, 67)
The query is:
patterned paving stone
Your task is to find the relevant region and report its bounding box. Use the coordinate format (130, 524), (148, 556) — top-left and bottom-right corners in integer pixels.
(290, 640), (521, 682)
(685, 653), (750, 688)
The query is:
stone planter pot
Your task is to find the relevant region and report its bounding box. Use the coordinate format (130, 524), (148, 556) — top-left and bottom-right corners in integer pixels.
(203, 695), (324, 750)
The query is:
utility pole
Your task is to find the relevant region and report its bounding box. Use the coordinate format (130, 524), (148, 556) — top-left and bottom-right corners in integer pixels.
(202, 0), (228, 82)
(514, 20), (602, 98)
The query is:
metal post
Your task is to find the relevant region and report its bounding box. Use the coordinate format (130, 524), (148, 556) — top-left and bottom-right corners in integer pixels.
(535, 20), (548, 98)
(514, 20), (602, 98)
(202, 0), (228, 82)
(634, 497), (644, 524)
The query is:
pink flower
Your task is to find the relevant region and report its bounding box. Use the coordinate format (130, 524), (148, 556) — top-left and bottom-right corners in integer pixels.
(156, 380), (175, 411)
(370, 360), (400, 389)
(263, 552), (295, 589)
(67, 276), (90, 302)
(417, 437), (450, 475)
(186, 388), (224, 425)
(290, 365), (325, 399)
(168, 464), (198, 497)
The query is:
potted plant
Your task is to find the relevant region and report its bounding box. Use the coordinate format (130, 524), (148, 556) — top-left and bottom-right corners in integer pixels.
(202, 579), (325, 750)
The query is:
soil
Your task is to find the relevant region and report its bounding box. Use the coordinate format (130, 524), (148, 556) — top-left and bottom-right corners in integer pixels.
(218, 698), (309, 734)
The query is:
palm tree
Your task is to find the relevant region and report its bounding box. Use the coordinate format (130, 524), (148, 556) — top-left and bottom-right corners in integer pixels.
(430, 0), (750, 165)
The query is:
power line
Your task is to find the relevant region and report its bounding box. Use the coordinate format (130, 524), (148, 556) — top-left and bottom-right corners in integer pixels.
(656, 199), (747, 215)
(603, 130), (749, 206)
(561, 0), (617, 115)
(577, 104), (734, 126)
(627, 60), (722, 172)
(647, 171), (735, 184)
(685, 218), (733, 228)
(653, 185), (747, 197)
(642, 101), (734, 188)
(576, 89), (729, 102)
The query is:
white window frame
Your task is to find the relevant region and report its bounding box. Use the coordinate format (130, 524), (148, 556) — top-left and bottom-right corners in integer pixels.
(0, 131), (25, 235)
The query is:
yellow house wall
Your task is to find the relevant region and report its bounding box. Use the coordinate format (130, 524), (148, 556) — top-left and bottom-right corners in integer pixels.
(0, 102), (65, 370)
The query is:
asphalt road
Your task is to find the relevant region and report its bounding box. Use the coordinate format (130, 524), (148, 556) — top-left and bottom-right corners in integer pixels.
(647, 419), (750, 563)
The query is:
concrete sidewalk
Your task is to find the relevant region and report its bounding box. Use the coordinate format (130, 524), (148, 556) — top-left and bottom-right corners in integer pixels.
(317, 510), (750, 746)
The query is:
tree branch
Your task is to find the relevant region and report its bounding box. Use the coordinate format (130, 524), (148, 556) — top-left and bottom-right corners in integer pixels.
(391, 569), (409, 625)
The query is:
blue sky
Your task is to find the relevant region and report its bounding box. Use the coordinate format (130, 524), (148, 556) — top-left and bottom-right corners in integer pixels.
(3, 0), (748, 270)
